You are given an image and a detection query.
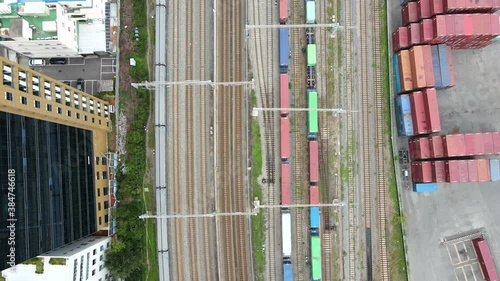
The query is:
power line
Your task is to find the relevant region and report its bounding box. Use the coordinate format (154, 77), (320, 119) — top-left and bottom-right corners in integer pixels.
(131, 79), (254, 89)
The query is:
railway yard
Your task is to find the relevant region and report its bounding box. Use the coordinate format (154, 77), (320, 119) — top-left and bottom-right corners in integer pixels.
(150, 0), (500, 280)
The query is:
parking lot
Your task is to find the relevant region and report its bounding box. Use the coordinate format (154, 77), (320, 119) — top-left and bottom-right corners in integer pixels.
(28, 57), (116, 95)
(389, 1), (500, 280)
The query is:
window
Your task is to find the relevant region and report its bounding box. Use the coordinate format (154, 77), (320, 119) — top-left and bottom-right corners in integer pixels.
(92, 269), (95, 276)
(20, 96), (27, 105)
(99, 264), (103, 271)
(104, 201), (109, 209)
(104, 215), (109, 223)
(103, 187), (109, 196)
(96, 157), (100, 165)
(34, 100), (41, 108)
(57, 107), (62, 114)
(99, 119), (102, 125)
(97, 188), (100, 197)
(100, 245), (104, 251)
(67, 110), (71, 117)
(92, 117), (95, 123)
(5, 92), (13, 101)
(96, 172), (100, 180)
(102, 157), (107, 165)
(46, 104), (52, 111)
(102, 171), (108, 180)
(99, 217), (102, 225)
(100, 255), (103, 261)
(98, 202), (101, 211)
(106, 242), (110, 248)
(93, 249), (96, 255)
(76, 112), (80, 119)
(92, 259), (96, 265)
(84, 115), (88, 121)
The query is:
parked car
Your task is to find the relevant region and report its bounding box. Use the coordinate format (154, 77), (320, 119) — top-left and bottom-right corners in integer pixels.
(49, 57), (67, 65)
(29, 59), (46, 66)
(76, 79), (84, 91)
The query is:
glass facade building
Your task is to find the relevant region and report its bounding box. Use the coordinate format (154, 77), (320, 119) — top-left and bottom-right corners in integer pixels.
(0, 111), (96, 271)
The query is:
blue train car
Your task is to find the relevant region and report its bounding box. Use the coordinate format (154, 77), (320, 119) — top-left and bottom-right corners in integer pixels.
(279, 28), (289, 73)
(309, 207), (320, 231)
(283, 262), (293, 281)
(394, 54), (401, 93)
(413, 182), (437, 192)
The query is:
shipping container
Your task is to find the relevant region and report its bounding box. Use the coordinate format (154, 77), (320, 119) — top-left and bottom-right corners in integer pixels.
(493, 132), (500, 154)
(420, 19), (435, 43)
(445, 160), (460, 183)
(444, 0), (500, 13)
(410, 46), (426, 89)
(418, 0), (431, 19)
(394, 54), (402, 93)
(422, 45), (435, 87)
(306, 1), (316, 24)
(458, 160), (469, 183)
(468, 159), (479, 182)
(397, 94), (414, 136)
(282, 213), (292, 257)
(309, 140), (319, 183)
(279, 28), (289, 72)
(472, 238), (500, 281)
(423, 88), (441, 133)
(410, 91), (429, 134)
(398, 50), (414, 92)
(409, 23), (422, 45)
(490, 159), (500, 182)
(309, 207), (320, 229)
(430, 0), (444, 15)
(432, 15), (447, 44)
(430, 135), (444, 158)
(433, 161), (446, 182)
(431, 45), (443, 88)
(413, 182), (438, 192)
(307, 44), (317, 67)
(412, 161), (433, 182)
(310, 235), (322, 281)
(443, 134), (466, 157)
(409, 139), (417, 160)
(446, 14), (456, 40)
(478, 159), (491, 182)
(310, 185), (320, 205)
(402, 2), (419, 26)
(279, 0), (288, 23)
(414, 137), (431, 159)
(280, 74), (289, 116)
(283, 262), (293, 281)
(393, 27), (410, 52)
(281, 163), (291, 205)
(465, 133), (485, 156)
(483, 132), (495, 154)
(281, 117), (290, 160)
(437, 44), (451, 88)
(308, 90), (319, 139)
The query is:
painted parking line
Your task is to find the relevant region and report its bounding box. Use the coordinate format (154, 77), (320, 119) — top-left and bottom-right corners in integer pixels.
(455, 266), (467, 281)
(470, 262), (483, 281)
(448, 244), (462, 265)
(455, 242), (471, 264)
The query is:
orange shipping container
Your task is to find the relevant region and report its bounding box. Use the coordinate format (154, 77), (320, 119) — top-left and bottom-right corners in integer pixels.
(422, 45), (435, 87)
(409, 46), (426, 89)
(398, 50), (414, 92)
(478, 159), (491, 182)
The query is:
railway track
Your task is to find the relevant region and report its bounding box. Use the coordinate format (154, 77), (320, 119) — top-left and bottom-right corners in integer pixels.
(372, 2), (390, 280)
(290, 0), (308, 280)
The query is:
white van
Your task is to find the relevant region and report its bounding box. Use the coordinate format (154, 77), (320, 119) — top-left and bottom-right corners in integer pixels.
(29, 59), (46, 66)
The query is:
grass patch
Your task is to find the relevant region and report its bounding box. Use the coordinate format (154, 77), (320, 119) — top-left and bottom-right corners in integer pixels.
(22, 258), (44, 274)
(251, 108), (266, 281)
(129, 0), (149, 82)
(48, 258), (66, 266)
(0, 275), (5, 281)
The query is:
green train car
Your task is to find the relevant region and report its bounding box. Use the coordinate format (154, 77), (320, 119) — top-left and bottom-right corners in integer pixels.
(310, 234), (322, 281)
(307, 44), (317, 67)
(307, 89), (318, 139)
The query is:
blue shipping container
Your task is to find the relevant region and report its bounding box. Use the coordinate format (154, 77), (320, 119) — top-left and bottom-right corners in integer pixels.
(490, 159), (500, 182)
(397, 95), (414, 136)
(399, 94), (411, 114)
(283, 263), (293, 281)
(309, 207), (320, 229)
(431, 45), (443, 89)
(413, 183), (438, 192)
(394, 54), (402, 94)
(437, 44), (451, 89)
(279, 28), (289, 73)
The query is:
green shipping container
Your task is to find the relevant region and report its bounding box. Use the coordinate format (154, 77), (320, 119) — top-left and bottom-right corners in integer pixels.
(307, 44), (317, 67)
(310, 235), (322, 280)
(308, 90), (318, 138)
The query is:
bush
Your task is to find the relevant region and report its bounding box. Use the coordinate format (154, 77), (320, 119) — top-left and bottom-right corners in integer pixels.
(48, 258), (66, 265)
(22, 258), (44, 274)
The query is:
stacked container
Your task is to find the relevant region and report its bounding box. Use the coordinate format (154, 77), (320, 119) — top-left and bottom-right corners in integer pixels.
(397, 94), (414, 136)
(412, 159), (493, 183)
(490, 159), (500, 182)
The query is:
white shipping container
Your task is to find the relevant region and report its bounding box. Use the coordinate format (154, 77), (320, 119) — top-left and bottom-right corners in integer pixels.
(282, 213), (292, 257)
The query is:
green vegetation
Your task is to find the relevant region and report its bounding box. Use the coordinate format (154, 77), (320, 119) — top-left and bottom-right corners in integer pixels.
(378, 0), (408, 279)
(129, 0), (149, 82)
(250, 93), (266, 281)
(22, 258), (44, 274)
(0, 274), (5, 281)
(48, 258), (66, 266)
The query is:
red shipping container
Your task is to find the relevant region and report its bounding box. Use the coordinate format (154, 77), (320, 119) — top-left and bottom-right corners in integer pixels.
(482, 132), (494, 154)
(443, 134), (466, 157)
(403, 3), (419, 26)
(432, 15), (447, 43)
(463, 14), (474, 36)
(415, 137), (431, 159)
(398, 50), (414, 92)
(309, 140), (319, 183)
(458, 160), (469, 182)
(281, 163), (291, 205)
(445, 160), (460, 183)
(393, 27), (409, 52)
(433, 161), (446, 182)
(409, 46), (426, 89)
(408, 139), (416, 160)
(422, 45), (435, 86)
(493, 132), (500, 154)
(430, 136), (444, 158)
(446, 14), (456, 41)
(422, 161), (433, 182)
(472, 238), (500, 281)
(444, 0), (465, 13)
(467, 160), (479, 182)
(310, 185), (320, 205)
(418, 0), (432, 19)
(446, 46), (456, 86)
(430, 0), (444, 15)
(465, 133), (485, 156)
(478, 159), (491, 182)
(281, 117), (290, 159)
(420, 19), (435, 44)
(409, 23), (422, 45)
(454, 14), (465, 36)
(402, 6), (409, 27)
(410, 91), (429, 134)
(491, 14), (500, 36)
(422, 88), (441, 133)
